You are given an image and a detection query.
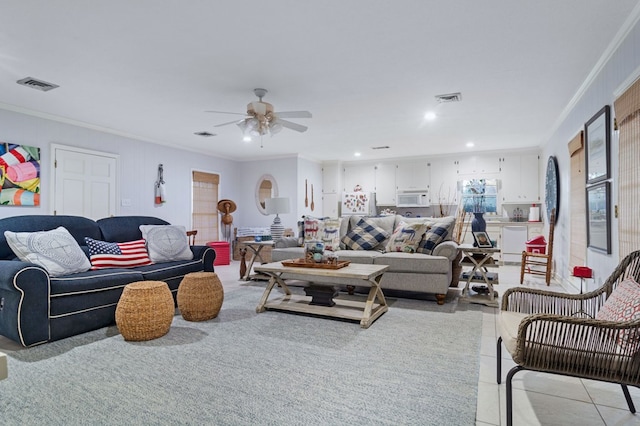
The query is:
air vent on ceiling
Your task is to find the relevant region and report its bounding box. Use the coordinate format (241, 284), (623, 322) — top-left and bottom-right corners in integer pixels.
(372, 146), (390, 150)
(16, 77), (59, 92)
(435, 92), (462, 103)
(194, 131), (216, 137)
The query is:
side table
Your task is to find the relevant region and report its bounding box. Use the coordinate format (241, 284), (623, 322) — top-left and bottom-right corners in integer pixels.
(459, 244), (500, 307)
(240, 240), (274, 281)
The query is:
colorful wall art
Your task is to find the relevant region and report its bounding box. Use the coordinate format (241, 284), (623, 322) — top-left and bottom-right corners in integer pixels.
(0, 143), (41, 206)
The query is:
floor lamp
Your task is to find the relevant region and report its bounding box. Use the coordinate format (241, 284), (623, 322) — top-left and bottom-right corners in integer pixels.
(265, 197), (290, 241)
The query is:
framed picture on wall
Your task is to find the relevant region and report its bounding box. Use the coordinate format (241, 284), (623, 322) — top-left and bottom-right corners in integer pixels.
(586, 181), (611, 254)
(585, 105), (611, 184)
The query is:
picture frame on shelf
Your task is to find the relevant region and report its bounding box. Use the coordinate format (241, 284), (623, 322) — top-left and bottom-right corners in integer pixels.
(586, 181), (611, 254)
(473, 231), (493, 248)
(585, 105), (611, 184)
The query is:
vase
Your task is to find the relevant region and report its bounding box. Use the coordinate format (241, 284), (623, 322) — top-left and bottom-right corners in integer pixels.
(471, 212), (486, 233)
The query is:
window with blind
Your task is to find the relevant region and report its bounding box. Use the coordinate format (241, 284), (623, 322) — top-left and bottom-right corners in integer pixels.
(192, 171), (220, 245)
(568, 131), (586, 268)
(614, 78), (640, 256)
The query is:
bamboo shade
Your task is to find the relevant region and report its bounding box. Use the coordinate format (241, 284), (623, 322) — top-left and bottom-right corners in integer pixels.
(192, 171), (220, 244)
(614, 77), (640, 256)
(568, 131), (586, 268)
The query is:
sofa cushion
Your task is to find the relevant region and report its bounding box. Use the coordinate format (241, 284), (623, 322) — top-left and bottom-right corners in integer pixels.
(335, 249), (380, 264)
(4, 227), (92, 277)
(140, 225), (193, 263)
(386, 221), (428, 253)
(417, 217), (456, 255)
(374, 252), (450, 274)
(341, 218), (390, 251)
(85, 237), (152, 269)
(304, 217), (342, 251)
(97, 216), (170, 243)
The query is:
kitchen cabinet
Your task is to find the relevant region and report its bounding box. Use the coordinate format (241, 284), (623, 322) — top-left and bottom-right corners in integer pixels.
(396, 160), (429, 190)
(322, 193), (339, 217)
(457, 154), (501, 177)
(322, 162), (341, 194)
(500, 154), (540, 203)
(429, 158), (459, 204)
(374, 163), (397, 205)
(343, 163), (376, 193)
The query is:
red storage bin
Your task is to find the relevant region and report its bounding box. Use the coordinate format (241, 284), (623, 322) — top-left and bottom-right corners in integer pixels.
(525, 235), (546, 254)
(207, 241), (230, 266)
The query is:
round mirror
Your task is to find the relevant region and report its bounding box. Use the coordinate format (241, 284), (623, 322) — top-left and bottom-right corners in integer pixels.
(255, 174), (278, 215)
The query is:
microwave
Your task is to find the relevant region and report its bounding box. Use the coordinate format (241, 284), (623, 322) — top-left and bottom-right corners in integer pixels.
(396, 190), (429, 207)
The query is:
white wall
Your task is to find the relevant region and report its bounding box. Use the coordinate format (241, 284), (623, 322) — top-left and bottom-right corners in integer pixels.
(0, 108), (241, 229)
(542, 12), (640, 288)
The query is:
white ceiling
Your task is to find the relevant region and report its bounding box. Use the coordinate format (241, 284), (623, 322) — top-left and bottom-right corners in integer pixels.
(1, 1), (638, 162)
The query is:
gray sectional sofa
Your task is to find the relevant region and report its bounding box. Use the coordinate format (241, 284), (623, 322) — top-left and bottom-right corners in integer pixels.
(272, 215), (459, 304)
(0, 215), (215, 347)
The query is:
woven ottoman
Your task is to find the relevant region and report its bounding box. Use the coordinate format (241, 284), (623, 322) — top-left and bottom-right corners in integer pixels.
(177, 272), (224, 321)
(115, 281), (174, 341)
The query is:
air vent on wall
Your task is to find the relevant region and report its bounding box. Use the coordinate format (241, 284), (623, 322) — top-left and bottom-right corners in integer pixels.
(435, 92), (462, 103)
(16, 77), (59, 92)
(194, 131), (216, 137)
(372, 146), (390, 150)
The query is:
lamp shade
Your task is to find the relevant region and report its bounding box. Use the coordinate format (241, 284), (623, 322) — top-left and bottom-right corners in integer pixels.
(265, 197), (290, 215)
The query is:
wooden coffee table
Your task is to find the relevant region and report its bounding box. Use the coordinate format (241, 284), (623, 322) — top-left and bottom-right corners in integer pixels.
(254, 262), (389, 328)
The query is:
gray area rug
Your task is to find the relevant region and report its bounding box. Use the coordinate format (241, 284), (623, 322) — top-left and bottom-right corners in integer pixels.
(0, 285), (483, 425)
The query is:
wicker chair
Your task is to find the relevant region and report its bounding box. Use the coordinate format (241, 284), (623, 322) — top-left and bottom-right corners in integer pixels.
(497, 250), (640, 426)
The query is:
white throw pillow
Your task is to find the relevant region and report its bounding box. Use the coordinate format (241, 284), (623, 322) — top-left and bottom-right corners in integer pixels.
(4, 226), (91, 277)
(139, 225), (193, 263)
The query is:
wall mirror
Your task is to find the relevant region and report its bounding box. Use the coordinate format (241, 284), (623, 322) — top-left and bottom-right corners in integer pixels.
(256, 174), (278, 215)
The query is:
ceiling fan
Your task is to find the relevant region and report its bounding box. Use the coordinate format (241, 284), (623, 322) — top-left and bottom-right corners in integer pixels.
(207, 88), (312, 146)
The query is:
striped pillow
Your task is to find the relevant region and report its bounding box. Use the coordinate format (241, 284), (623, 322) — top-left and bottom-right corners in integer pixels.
(85, 237), (152, 269)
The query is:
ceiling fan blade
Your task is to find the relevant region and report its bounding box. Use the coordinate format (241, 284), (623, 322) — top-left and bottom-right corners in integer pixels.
(275, 111), (312, 119)
(279, 119), (308, 133)
(205, 110), (247, 116)
(214, 119), (244, 127)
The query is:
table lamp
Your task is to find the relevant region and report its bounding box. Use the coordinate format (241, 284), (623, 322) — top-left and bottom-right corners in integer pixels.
(265, 197), (290, 241)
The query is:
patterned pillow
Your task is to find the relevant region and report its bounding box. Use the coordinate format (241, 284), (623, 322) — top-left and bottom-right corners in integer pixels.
(304, 217), (342, 251)
(85, 237), (152, 269)
(4, 227), (91, 277)
(386, 221), (428, 253)
(596, 278), (640, 348)
(341, 218), (390, 251)
(139, 225), (193, 263)
(416, 224), (450, 255)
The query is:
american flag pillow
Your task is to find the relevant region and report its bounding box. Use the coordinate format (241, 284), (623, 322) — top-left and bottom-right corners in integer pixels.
(85, 237), (152, 269)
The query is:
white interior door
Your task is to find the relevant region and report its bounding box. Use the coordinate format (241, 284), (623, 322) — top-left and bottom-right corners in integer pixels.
(52, 145), (118, 219)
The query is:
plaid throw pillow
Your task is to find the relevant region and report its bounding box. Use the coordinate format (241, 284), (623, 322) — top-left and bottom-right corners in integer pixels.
(416, 224), (450, 255)
(341, 218), (390, 251)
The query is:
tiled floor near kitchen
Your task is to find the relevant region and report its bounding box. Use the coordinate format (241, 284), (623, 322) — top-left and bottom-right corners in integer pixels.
(214, 261), (640, 426)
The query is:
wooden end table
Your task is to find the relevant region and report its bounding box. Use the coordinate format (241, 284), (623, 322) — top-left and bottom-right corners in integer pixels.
(240, 240), (274, 281)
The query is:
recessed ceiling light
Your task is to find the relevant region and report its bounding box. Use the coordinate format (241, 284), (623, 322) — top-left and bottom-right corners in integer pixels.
(466, 142), (475, 148)
(354, 152), (361, 157)
(243, 136), (252, 142)
(424, 112), (436, 121)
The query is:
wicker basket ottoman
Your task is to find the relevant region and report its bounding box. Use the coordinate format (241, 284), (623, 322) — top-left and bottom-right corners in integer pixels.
(115, 281), (174, 341)
(177, 272), (224, 321)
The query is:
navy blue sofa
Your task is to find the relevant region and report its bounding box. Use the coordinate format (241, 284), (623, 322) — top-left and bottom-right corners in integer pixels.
(0, 215), (215, 347)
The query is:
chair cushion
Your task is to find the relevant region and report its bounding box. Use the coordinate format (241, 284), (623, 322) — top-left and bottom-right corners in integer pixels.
(497, 311), (530, 355)
(596, 277), (640, 347)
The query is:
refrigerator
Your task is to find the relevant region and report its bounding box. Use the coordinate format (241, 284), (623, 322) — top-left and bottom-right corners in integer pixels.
(341, 192), (376, 216)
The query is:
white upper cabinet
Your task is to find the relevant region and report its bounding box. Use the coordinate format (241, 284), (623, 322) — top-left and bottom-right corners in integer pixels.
(500, 154), (540, 203)
(322, 162), (341, 194)
(396, 160), (430, 190)
(374, 163), (397, 205)
(457, 154), (501, 177)
(429, 158), (459, 204)
(343, 163), (376, 193)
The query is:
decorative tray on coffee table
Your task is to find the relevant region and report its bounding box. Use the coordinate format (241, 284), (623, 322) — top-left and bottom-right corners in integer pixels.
(281, 258), (351, 270)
